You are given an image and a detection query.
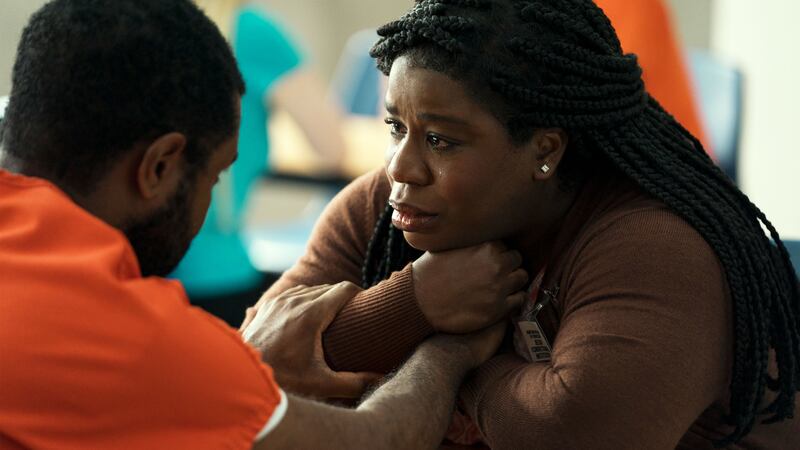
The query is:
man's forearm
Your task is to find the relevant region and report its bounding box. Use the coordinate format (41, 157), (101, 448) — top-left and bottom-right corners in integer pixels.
(354, 337), (474, 449)
(258, 336), (474, 450)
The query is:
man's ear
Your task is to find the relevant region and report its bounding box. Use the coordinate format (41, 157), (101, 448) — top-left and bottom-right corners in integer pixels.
(136, 132), (187, 200)
(526, 128), (569, 181)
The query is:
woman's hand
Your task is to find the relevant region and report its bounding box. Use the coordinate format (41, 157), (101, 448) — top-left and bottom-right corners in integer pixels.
(412, 241), (528, 334)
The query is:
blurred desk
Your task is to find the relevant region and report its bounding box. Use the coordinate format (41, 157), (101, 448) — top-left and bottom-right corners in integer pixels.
(268, 110), (387, 178)
(243, 111), (387, 274)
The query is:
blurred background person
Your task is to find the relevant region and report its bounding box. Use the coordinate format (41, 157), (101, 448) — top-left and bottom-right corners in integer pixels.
(170, 0), (348, 325)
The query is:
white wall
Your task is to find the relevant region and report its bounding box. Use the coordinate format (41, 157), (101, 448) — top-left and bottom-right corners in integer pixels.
(0, 0), (48, 95)
(258, 0), (411, 79)
(668, 0), (713, 49)
(711, 0), (800, 238)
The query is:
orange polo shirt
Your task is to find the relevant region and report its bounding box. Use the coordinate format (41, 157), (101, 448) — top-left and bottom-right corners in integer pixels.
(0, 170), (282, 449)
(596, 0), (714, 158)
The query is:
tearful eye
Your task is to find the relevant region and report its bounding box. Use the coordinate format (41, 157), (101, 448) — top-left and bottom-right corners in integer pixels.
(426, 134), (454, 151)
(384, 118), (406, 140)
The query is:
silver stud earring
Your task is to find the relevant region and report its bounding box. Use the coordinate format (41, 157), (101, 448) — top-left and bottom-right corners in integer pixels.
(540, 164), (550, 174)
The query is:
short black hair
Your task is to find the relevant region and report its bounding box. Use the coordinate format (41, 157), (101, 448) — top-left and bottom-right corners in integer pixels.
(2, 0), (245, 194)
(366, 0), (800, 446)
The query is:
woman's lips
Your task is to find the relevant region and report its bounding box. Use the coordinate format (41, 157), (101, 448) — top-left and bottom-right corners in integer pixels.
(390, 202), (438, 232)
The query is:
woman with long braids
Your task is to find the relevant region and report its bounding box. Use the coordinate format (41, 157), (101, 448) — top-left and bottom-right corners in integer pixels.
(245, 0), (800, 447)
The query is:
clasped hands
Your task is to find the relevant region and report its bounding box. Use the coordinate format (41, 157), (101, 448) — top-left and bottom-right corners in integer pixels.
(240, 241), (527, 400)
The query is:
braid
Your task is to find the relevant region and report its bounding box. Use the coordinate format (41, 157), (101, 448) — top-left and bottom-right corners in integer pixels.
(519, 2), (614, 54)
(361, 203), (393, 288)
(366, 0), (800, 444)
(371, 1), (480, 73)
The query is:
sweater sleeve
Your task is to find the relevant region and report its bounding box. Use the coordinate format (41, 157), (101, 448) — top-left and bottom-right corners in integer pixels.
(261, 169), (435, 373)
(460, 209), (731, 449)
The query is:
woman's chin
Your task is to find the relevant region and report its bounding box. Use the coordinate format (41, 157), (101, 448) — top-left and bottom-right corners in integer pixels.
(403, 232), (441, 253)
(402, 231), (474, 253)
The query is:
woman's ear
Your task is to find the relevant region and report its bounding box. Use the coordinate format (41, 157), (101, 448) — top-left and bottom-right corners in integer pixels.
(136, 132), (187, 200)
(527, 128), (569, 181)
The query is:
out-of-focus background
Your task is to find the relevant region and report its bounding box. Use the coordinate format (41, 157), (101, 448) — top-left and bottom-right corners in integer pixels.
(0, 0), (708, 96)
(4, 0), (796, 233)
(2, 0), (798, 323)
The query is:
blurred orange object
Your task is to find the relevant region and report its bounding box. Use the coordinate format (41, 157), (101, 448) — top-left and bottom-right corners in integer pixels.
(596, 0), (714, 159)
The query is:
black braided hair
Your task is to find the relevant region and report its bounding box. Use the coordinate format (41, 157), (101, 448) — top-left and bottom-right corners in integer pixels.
(364, 0), (800, 445)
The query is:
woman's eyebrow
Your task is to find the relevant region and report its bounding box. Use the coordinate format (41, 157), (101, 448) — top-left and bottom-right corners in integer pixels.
(416, 112), (470, 126)
(385, 101), (469, 126)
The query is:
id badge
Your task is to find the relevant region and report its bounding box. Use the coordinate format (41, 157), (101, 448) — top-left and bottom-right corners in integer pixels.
(513, 270), (556, 363)
(516, 319), (552, 363)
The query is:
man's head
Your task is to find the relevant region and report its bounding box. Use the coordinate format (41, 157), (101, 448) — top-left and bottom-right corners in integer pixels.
(2, 0), (244, 276)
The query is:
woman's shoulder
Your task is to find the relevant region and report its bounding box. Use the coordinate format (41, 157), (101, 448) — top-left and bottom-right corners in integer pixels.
(336, 167), (390, 211)
(584, 183), (709, 254)
(560, 179), (725, 296)
(313, 168), (389, 245)
(562, 174), (707, 255)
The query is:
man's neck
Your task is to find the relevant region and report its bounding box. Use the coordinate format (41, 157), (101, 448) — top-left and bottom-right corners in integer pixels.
(0, 153), (129, 231)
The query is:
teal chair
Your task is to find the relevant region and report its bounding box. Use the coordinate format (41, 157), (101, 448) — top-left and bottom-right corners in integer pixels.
(785, 240), (800, 276)
(687, 50), (744, 182)
(330, 29), (383, 116)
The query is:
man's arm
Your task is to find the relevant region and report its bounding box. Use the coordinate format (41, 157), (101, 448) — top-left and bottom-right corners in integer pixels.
(255, 332), (500, 450)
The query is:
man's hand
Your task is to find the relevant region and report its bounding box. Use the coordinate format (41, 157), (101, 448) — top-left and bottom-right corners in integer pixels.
(412, 241), (528, 334)
(241, 282), (381, 400)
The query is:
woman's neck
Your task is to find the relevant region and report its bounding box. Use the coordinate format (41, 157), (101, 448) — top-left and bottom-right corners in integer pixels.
(508, 183), (582, 275)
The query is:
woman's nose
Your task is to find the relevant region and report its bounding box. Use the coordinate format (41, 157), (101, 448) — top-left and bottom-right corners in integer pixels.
(385, 137), (432, 186)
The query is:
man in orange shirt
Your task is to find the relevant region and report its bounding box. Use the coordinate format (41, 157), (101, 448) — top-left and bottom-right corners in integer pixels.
(0, 1), (513, 448)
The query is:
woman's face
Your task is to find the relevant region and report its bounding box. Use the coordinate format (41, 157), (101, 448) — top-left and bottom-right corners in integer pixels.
(384, 56), (554, 252)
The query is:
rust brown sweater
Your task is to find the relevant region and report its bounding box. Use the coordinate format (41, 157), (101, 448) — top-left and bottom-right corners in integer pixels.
(263, 168), (799, 449)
